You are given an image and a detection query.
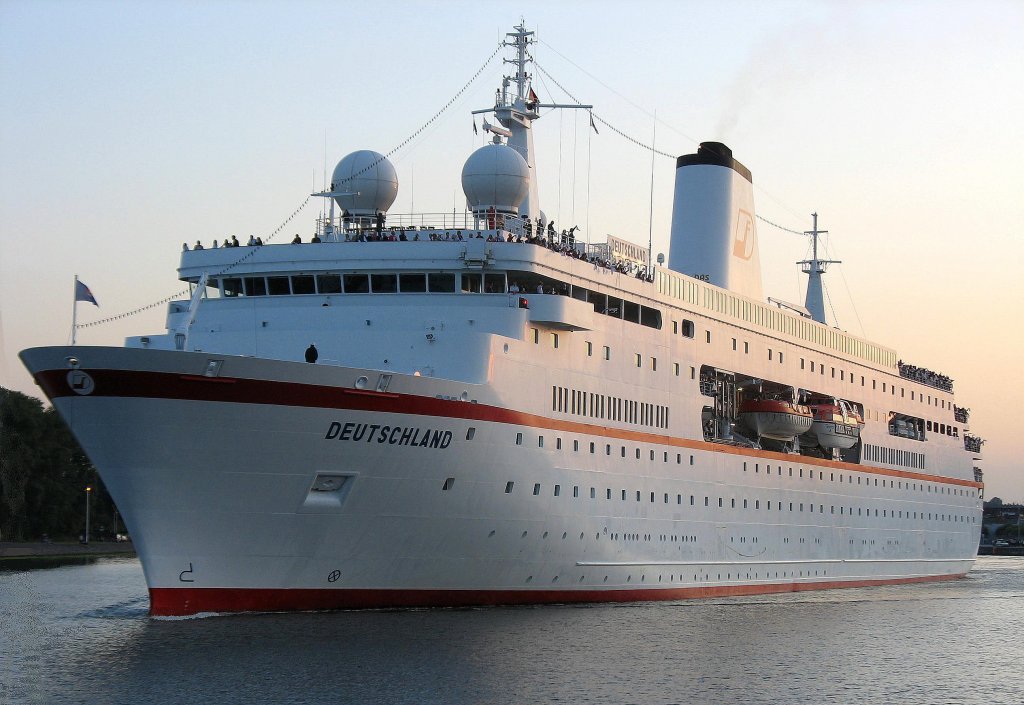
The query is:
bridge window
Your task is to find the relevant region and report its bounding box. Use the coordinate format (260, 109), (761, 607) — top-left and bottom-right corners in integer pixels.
(291, 275), (315, 295)
(244, 277), (267, 296)
(427, 273), (456, 292)
(316, 274), (341, 294)
(343, 273), (369, 293)
(484, 273), (506, 293)
(267, 276), (291, 295)
(399, 273), (427, 292)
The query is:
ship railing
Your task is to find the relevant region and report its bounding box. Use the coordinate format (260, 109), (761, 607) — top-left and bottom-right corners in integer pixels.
(897, 360), (954, 393)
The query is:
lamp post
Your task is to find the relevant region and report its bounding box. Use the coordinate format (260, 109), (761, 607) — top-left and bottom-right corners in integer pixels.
(84, 486), (92, 545)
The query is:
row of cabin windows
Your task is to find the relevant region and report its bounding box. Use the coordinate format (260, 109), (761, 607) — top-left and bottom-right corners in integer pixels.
(745, 460), (973, 498)
(217, 272), (507, 297)
(498, 479), (975, 524)
(216, 267), (664, 330)
(510, 431), (976, 500)
(535, 329), (699, 381)
(551, 386), (669, 429)
(507, 269), (662, 329)
(799, 357), (954, 414)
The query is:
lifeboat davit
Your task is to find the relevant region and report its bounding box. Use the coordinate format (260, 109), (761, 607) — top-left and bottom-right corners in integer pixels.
(801, 399), (864, 450)
(738, 399), (813, 441)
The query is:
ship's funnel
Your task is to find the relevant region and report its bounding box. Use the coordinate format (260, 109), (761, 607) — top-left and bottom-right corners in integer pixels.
(667, 142), (763, 300)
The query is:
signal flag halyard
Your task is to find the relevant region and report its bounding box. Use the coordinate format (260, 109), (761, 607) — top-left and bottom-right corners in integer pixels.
(75, 279), (99, 307)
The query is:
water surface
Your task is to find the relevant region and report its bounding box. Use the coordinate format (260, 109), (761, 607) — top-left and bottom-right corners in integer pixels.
(2, 556), (1020, 704)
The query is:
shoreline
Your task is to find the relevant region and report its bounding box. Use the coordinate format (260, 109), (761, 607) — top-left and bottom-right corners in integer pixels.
(0, 541), (136, 560)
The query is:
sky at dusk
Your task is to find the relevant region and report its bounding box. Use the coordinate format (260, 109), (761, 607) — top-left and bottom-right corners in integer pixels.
(1, 0), (1021, 500)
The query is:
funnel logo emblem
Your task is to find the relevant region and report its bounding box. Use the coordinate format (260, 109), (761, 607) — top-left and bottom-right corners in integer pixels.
(733, 209), (755, 260)
(66, 370), (95, 395)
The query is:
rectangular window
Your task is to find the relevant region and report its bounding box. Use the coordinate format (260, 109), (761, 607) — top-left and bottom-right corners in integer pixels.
(484, 272), (506, 293)
(427, 273), (456, 292)
(370, 273), (398, 293)
(586, 341), (593, 357)
(682, 320), (695, 338)
(267, 276), (291, 295)
(504, 481), (514, 493)
(244, 277), (267, 296)
(603, 345), (611, 360)
(551, 333), (559, 349)
(635, 353), (642, 368)
(222, 277), (243, 297)
(343, 273), (369, 293)
(461, 273), (482, 293)
(398, 273), (427, 292)
(313, 270), (342, 291)
(705, 330), (712, 344)
(673, 362), (680, 376)
(291, 275), (315, 295)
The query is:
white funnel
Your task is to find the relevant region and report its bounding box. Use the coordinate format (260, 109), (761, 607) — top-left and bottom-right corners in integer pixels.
(667, 142), (763, 300)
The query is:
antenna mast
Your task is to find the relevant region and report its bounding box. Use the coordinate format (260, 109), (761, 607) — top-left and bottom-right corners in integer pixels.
(798, 212), (840, 324)
(471, 22), (591, 224)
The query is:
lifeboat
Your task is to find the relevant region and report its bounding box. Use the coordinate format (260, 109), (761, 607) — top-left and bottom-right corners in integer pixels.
(802, 399), (864, 450)
(738, 399), (813, 441)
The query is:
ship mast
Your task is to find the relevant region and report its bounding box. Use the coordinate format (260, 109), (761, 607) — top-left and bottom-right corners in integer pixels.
(472, 23), (591, 224)
(798, 212), (840, 324)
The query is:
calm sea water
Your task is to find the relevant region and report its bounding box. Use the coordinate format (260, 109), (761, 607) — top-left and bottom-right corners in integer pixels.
(1, 556), (1021, 705)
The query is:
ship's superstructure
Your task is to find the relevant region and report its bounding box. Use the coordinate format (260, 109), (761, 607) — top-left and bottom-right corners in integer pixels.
(20, 25), (983, 616)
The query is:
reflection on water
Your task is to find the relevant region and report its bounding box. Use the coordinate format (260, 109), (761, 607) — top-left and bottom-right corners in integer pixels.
(2, 557), (1022, 705)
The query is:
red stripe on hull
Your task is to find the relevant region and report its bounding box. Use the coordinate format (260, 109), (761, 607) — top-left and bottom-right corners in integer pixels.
(32, 367), (981, 490)
(150, 573), (966, 617)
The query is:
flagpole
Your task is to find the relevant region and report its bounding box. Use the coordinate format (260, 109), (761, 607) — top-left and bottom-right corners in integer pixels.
(71, 274), (78, 345)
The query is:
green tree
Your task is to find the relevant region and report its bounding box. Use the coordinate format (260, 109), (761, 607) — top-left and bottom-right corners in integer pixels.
(0, 388), (113, 541)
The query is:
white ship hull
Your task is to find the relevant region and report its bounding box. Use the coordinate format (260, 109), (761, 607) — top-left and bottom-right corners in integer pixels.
(22, 346), (981, 616)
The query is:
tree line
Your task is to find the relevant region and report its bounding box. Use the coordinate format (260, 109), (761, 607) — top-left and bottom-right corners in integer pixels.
(0, 387), (118, 542)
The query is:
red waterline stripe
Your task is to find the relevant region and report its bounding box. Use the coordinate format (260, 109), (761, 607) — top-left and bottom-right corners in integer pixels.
(34, 367), (981, 490)
(150, 573), (966, 617)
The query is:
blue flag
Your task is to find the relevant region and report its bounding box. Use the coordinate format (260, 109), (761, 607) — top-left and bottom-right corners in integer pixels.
(75, 279), (99, 307)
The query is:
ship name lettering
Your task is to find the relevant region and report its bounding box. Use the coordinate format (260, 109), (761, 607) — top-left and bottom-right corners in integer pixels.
(324, 421), (452, 449)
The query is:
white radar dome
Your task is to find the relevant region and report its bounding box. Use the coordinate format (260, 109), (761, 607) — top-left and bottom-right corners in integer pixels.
(461, 142), (529, 214)
(331, 150), (398, 216)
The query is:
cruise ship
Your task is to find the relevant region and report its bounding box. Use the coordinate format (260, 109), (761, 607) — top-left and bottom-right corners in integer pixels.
(20, 25), (984, 616)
